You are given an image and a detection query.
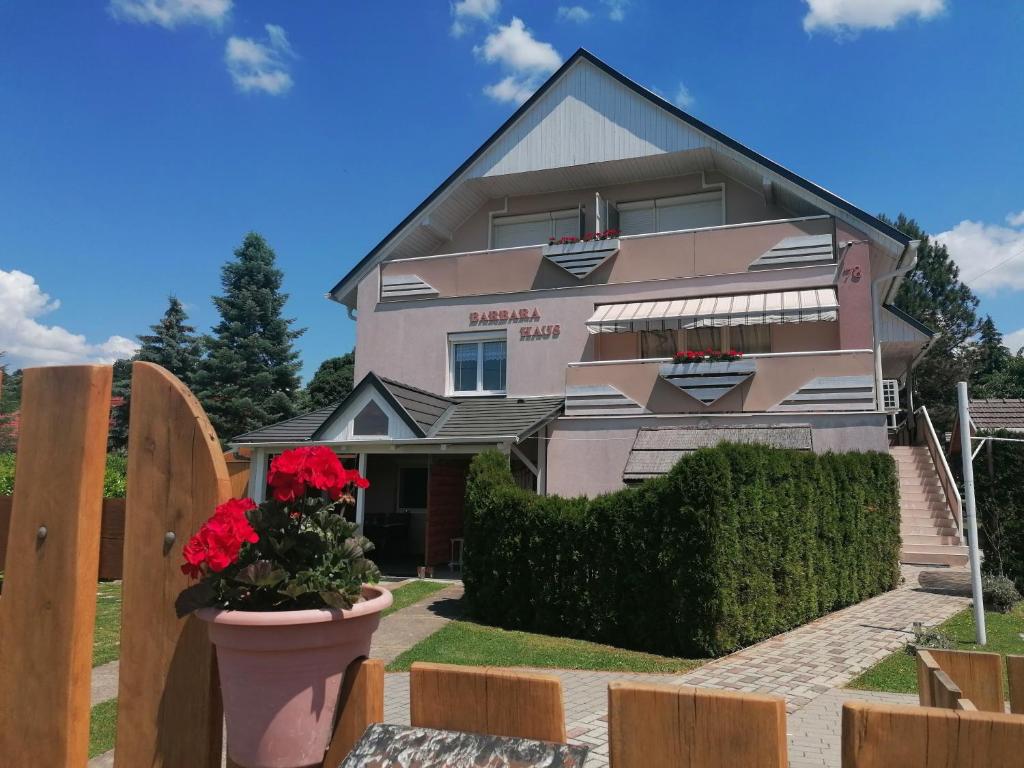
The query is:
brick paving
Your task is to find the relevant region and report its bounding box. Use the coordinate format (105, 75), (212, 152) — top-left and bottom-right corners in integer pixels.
(370, 581), (464, 662)
(380, 565), (972, 768)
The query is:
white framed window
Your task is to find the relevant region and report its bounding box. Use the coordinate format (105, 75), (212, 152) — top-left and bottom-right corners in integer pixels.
(491, 209), (581, 249)
(449, 331), (507, 395)
(617, 192), (723, 236)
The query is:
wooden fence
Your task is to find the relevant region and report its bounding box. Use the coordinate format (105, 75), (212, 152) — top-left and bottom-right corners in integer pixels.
(0, 363), (1021, 767)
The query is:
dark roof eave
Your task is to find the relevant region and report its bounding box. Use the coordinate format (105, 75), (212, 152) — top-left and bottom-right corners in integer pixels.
(883, 303), (936, 337)
(327, 48), (912, 305)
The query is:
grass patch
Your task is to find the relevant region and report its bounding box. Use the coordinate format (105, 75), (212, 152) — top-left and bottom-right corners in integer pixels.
(94, 581), (122, 667)
(388, 620), (705, 674)
(89, 698), (118, 758)
(848, 605), (1024, 695)
(383, 580), (448, 617)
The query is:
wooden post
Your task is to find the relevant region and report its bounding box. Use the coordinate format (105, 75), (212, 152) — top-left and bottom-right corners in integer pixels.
(927, 649), (1004, 713)
(321, 658), (385, 767)
(1008, 656), (1024, 715)
(915, 650), (940, 707)
(0, 365), (112, 766)
(608, 681), (787, 768)
(114, 363), (231, 768)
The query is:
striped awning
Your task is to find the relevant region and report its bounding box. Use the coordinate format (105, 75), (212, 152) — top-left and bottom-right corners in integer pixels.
(586, 288), (839, 334)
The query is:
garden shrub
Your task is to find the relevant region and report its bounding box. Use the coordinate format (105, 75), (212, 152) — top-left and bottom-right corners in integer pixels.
(0, 450), (127, 498)
(974, 431), (1024, 592)
(981, 574), (1022, 614)
(463, 443), (900, 658)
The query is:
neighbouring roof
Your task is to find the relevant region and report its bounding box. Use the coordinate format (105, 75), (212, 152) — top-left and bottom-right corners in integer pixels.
(969, 399), (1024, 432)
(623, 426), (813, 481)
(233, 373), (563, 445)
(327, 48), (912, 307)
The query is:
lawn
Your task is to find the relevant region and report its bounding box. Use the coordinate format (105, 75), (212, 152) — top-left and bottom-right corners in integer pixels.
(848, 605), (1024, 695)
(383, 579), (448, 617)
(90, 699), (118, 758)
(388, 620), (706, 674)
(93, 581), (122, 667)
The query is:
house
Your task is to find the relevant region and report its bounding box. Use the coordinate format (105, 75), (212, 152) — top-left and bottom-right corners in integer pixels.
(234, 49), (943, 570)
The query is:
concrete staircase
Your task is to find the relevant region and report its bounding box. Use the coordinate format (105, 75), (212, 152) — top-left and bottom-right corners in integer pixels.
(891, 446), (969, 567)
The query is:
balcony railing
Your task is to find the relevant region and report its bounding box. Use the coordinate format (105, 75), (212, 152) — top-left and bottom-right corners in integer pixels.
(564, 349), (875, 416)
(378, 215), (836, 303)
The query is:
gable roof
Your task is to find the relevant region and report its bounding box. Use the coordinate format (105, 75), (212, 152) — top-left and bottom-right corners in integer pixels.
(233, 373), (563, 445)
(969, 399), (1024, 432)
(328, 48), (911, 307)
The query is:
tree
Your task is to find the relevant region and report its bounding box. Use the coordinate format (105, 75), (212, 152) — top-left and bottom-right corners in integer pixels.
(977, 353), (1024, 399)
(305, 352), (355, 409)
(108, 358), (133, 451)
(972, 315), (1010, 380)
(889, 214), (980, 432)
(194, 233), (305, 441)
(0, 353), (15, 452)
(137, 296), (203, 386)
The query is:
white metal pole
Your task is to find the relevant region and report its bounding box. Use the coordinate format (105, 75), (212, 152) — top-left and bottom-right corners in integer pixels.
(957, 381), (987, 645)
(355, 452), (368, 532)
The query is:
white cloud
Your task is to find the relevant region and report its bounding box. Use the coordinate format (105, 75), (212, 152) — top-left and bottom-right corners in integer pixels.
(602, 0), (628, 21)
(450, 0), (500, 37)
(483, 75), (536, 104)
(108, 0), (231, 29)
(803, 0), (945, 34)
(0, 269), (139, 368)
(475, 17), (562, 104)
(558, 6), (592, 22)
(1006, 209), (1024, 227)
(1005, 328), (1024, 355)
(933, 214), (1024, 295)
(475, 17), (562, 73)
(673, 82), (694, 109)
(225, 24), (295, 95)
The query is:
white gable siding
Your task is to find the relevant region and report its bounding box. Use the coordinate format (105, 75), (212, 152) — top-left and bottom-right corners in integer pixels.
(471, 59), (711, 178)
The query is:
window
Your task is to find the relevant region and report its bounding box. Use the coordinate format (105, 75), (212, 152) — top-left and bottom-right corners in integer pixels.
(636, 325), (771, 359)
(450, 334), (507, 394)
(491, 209), (581, 249)
(617, 192), (723, 236)
(353, 400), (389, 436)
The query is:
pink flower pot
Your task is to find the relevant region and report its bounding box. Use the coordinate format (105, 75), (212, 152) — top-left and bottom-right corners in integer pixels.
(198, 584), (393, 768)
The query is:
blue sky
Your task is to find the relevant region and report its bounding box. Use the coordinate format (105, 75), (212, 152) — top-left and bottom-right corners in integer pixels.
(1, 0), (1022, 377)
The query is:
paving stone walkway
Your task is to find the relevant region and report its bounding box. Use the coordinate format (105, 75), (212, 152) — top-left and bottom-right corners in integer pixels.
(380, 566), (972, 768)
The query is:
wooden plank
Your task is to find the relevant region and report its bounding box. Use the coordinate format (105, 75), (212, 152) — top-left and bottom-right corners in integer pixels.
(957, 699), (978, 711)
(114, 362), (231, 768)
(608, 681), (786, 768)
(928, 649), (1004, 713)
(1008, 656), (1024, 715)
(485, 667), (566, 743)
(410, 662), (489, 736)
(842, 701), (1024, 768)
(916, 650), (940, 707)
(410, 663), (565, 743)
(931, 669), (963, 710)
(321, 658), (385, 768)
(0, 365), (113, 767)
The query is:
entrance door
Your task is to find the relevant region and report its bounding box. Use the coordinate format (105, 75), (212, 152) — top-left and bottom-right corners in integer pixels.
(398, 466), (429, 560)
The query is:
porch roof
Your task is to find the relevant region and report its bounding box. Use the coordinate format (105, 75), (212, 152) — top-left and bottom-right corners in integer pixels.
(623, 425), (813, 481)
(586, 288), (839, 334)
(233, 373), (563, 446)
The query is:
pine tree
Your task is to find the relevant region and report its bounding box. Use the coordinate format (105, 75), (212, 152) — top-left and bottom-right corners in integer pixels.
(973, 315), (1010, 379)
(305, 352), (355, 409)
(194, 233), (305, 441)
(137, 296), (203, 386)
(108, 358), (133, 451)
(889, 214), (980, 432)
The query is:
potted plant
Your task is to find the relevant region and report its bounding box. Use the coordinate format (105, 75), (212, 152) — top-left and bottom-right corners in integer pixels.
(178, 446), (392, 768)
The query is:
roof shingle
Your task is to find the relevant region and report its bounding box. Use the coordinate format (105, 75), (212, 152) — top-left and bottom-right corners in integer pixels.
(970, 399), (1024, 432)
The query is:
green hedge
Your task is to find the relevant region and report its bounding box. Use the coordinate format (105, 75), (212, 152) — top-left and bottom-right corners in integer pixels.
(463, 444), (900, 658)
(0, 451), (127, 498)
(974, 431), (1024, 591)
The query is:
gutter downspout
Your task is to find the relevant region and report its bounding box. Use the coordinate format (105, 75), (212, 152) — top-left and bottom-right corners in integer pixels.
(871, 240), (920, 411)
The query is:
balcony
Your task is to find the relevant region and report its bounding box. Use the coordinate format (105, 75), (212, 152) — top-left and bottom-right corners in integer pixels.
(563, 350), (876, 416)
(378, 216), (836, 303)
